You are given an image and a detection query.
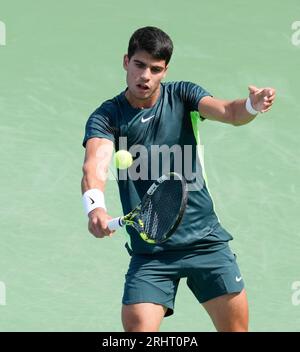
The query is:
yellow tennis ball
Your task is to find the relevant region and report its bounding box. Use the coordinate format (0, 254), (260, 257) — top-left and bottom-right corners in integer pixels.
(114, 150), (133, 169)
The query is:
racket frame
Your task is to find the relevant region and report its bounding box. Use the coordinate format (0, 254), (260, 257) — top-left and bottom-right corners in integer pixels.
(108, 172), (188, 244)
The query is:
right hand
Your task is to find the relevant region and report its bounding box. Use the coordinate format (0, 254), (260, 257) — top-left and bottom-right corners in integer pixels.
(88, 207), (114, 238)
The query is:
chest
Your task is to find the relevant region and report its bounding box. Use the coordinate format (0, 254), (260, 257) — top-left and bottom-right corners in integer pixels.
(119, 99), (193, 148)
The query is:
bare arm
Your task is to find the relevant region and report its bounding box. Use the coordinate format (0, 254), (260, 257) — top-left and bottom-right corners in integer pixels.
(199, 85), (276, 126)
(81, 137), (114, 238)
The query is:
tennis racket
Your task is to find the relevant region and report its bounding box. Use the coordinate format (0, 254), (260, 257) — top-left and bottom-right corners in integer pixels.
(107, 172), (188, 244)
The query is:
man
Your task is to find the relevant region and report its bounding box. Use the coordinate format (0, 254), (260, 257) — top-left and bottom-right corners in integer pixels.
(81, 26), (276, 332)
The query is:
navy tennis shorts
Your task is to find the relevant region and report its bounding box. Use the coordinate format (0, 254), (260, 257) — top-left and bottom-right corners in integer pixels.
(122, 227), (244, 317)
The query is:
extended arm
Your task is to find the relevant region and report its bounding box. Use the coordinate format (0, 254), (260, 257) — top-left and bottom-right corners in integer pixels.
(81, 137), (114, 238)
(199, 85), (276, 126)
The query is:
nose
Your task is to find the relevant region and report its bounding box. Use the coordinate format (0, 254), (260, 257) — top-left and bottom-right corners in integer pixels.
(140, 67), (151, 82)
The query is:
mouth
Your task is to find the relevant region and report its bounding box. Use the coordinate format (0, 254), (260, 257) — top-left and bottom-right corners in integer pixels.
(137, 84), (150, 91)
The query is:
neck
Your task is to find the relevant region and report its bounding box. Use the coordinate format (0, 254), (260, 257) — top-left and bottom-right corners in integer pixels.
(125, 86), (160, 109)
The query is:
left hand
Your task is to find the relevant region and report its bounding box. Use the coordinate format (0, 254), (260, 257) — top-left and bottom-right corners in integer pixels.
(248, 85), (276, 113)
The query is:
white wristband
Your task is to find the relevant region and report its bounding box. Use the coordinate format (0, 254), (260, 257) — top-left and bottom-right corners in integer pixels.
(82, 189), (106, 216)
(246, 97), (259, 115)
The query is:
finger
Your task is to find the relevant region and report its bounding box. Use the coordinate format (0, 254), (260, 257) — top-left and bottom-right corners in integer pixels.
(248, 85), (260, 94)
(256, 88), (265, 94)
(261, 88), (275, 99)
(261, 100), (274, 109)
(261, 89), (271, 98)
(261, 106), (272, 113)
(266, 95), (275, 102)
(262, 97), (275, 106)
(100, 218), (116, 236)
(88, 223), (101, 237)
(92, 225), (105, 238)
(253, 89), (264, 98)
(90, 218), (106, 238)
(108, 231), (115, 238)
(267, 88), (275, 96)
(263, 100), (273, 108)
(103, 225), (115, 237)
(263, 103), (272, 109)
(270, 94), (276, 101)
(264, 99), (274, 106)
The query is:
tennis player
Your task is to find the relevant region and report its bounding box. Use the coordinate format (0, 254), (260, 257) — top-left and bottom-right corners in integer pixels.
(81, 26), (276, 332)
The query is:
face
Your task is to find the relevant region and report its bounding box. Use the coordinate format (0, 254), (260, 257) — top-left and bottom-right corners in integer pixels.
(123, 50), (168, 108)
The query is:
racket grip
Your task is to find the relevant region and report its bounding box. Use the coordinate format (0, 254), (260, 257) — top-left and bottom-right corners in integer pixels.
(107, 217), (123, 231)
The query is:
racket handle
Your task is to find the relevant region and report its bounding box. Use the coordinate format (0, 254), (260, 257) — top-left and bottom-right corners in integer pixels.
(107, 217), (123, 231)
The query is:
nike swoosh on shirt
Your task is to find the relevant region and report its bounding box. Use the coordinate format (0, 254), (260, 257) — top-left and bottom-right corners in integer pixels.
(235, 276), (243, 282)
(141, 115), (155, 123)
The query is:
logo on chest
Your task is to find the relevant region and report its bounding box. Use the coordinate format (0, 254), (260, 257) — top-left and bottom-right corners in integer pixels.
(141, 115), (155, 123)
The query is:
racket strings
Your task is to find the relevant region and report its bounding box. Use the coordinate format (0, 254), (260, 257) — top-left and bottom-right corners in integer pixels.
(141, 176), (185, 242)
(143, 200), (153, 232)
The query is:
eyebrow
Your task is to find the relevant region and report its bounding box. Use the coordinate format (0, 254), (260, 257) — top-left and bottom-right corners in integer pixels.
(133, 59), (165, 70)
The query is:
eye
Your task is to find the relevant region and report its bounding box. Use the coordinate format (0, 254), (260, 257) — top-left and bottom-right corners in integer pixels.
(135, 62), (145, 69)
(151, 67), (163, 74)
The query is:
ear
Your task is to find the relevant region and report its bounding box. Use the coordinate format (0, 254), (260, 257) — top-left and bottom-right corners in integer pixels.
(123, 54), (129, 70)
